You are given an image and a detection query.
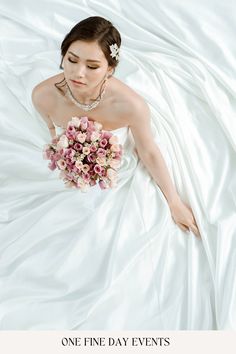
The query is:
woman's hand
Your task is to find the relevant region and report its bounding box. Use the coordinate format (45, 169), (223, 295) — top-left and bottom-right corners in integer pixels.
(168, 197), (201, 238)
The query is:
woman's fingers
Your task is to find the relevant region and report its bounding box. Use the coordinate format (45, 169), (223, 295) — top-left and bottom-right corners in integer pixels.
(190, 224), (201, 238)
(178, 223), (189, 232)
(178, 222), (201, 239)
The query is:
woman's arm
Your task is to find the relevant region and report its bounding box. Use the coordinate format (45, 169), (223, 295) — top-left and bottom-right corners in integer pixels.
(128, 98), (200, 238)
(31, 84), (57, 139)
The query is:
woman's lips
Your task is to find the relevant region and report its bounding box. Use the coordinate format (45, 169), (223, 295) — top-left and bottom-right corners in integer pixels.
(70, 79), (86, 85)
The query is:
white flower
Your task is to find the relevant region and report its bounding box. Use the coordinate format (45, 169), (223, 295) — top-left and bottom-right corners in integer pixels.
(109, 43), (120, 60)
(91, 131), (101, 141)
(57, 135), (69, 148)
(93, 121), (103, 131)
(70, 116), (81, 128)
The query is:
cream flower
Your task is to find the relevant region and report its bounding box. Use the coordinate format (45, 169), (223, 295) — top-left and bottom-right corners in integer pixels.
(75, 160), (83, 169)
(57, 159), (67, 170)
(110, 144), (120, 152)
(94, 121), (103, 131)
(57, 135), (69, 148)
(96, 156), (106, 166)
(82, 146), (90, 155)
(91, 131), (101, 141)
(109, 135), (118, 145)
(70, 116), (81, 128)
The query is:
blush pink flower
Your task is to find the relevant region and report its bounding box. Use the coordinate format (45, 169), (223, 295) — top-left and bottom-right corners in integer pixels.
(80, 116), (89, 130)
(57, 159), (67, 170)
(87, 153), (96, 163)
(44, 116), (123, 191)
(76, 132), (87, 143)
(99, 179), (108, 189)
(110, 144), (120, 152)
(90, 145), (97, 152)
(91, 131), (101, 141)
(99, 138), (108, 148)
(109, 135), (119, 145)
(82, 172), (91, 182)
(97, 148), (106, 157)
(94, 164), (102, 175)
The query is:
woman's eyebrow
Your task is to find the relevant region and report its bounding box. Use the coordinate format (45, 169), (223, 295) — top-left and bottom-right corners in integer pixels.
(68, 51), (101, 62)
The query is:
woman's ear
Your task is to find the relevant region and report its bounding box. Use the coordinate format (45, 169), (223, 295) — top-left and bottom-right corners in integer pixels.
(107, 67), (115, 78)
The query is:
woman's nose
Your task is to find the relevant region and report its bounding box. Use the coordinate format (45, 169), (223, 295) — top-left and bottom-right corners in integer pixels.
(74, 64), (86, 78)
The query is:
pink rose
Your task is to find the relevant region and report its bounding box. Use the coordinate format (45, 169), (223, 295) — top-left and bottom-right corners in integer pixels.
(90, 145), (97, 152)
(101, 167), (106, 176)
(102, 131), (112, 139)
(80, 116), (89, 130)
(74, 142), (83, 151)
(94, 164), (102, 175)
(99, 138), (108, 148)
(48, 161), (57, 170)
(87, 153), (96, 163)
(99, 179), (108, 189)
(89, 179), (96, 186)
(82, 172), (91, 182)
(97, 148), (106, 157)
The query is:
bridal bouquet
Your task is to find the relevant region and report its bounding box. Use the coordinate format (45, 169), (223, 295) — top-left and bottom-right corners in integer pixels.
(42, 116), (123, 192)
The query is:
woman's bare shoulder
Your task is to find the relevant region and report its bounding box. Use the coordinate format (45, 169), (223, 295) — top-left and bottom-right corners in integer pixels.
(31, 73), (62, 114)
(112, 77), (149, 122)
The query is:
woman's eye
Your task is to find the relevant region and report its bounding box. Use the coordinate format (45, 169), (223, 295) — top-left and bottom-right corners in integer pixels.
(68, 58), (77, 63)
(68, 58), (98, 69)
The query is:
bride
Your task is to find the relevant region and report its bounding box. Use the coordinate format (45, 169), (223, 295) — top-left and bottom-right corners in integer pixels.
(32, 15), (200, 238)
(1, 15), (216, 330)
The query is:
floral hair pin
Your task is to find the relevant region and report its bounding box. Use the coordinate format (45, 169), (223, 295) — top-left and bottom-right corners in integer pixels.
(109, 43), (120, 61)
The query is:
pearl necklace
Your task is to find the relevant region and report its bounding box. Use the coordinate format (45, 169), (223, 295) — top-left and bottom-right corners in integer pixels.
(65, 80), (107, 112)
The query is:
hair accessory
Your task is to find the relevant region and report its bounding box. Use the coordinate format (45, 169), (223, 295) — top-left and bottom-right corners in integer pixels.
(109, 43), (120, 60)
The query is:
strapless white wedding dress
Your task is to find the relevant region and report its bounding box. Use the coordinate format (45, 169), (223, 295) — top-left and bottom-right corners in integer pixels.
(0, 119), (215, 330)
(1, 0), (236, 331)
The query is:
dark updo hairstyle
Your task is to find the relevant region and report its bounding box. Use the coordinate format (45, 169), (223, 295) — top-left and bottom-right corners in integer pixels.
(59, 16), (121, 70)
(55, 16), (121, 94)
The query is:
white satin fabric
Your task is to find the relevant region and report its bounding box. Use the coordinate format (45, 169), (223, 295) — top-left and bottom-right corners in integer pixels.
(0, 0), (236, 330)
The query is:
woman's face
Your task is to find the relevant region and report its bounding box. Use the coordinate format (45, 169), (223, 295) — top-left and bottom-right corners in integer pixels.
(62, 40), (113, 93)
